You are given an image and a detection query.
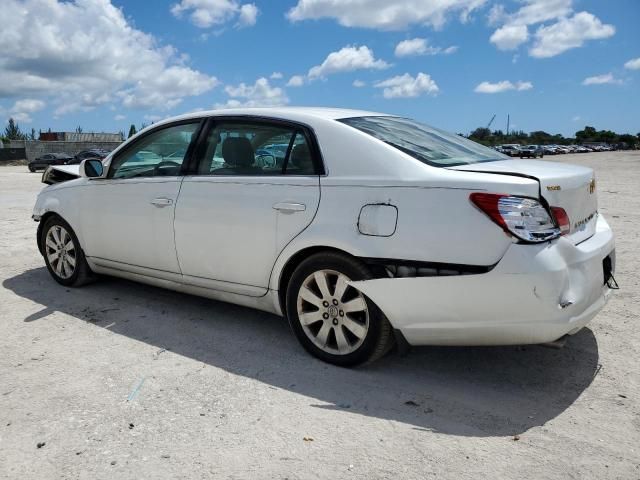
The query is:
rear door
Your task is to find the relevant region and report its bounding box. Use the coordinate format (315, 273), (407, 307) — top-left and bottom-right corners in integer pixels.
(174, 117), (322, 296)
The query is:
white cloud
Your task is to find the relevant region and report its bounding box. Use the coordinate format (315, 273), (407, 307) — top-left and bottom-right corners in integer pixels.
(171, 0), (259, 28)
(352, 80), (366, 88)
(582, 73), (622, 86)
(395, 38), (429, 57)
(490, 24), (528, 50)
(488, 1), (614, 58)
(487, 4), (506, 26)
(3, 98), (46, 124)
(308, 45), (390, 79)
(286, 0), (488, 30)
(286, 75), (305, 87)
(572, 115), (581, 122)
(529, 12), (615, 58)
(506, 0), (572, 26)
(0, 0), (218, 115)
(237, 3), (258, 26)
(394, 38), (458, 57)
(10, 112), (34, 123)
(11, 99), (46, 114)
(114, 114), (126, 121)
(474, 80), (533, 93)
(624, 57), (640, 70)
(216, 77), (288, 108)
(270, 72), (283, 79)
(374, 73), (439, 99)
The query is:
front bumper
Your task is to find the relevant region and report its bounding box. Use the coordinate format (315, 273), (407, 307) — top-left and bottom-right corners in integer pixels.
(351, 215), (615, 346)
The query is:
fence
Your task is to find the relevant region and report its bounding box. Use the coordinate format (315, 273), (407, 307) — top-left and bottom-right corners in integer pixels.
(4, 140), (123, 162)
(0, 146), (27, 162)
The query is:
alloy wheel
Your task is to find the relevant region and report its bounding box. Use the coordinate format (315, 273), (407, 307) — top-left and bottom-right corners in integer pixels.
(296, 269), (369, 355)
(45, 225), (76, 279)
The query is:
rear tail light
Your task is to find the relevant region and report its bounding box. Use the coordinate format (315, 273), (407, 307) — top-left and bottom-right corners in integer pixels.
(470, 193), (561, 243)
(550, 207), (570, 235)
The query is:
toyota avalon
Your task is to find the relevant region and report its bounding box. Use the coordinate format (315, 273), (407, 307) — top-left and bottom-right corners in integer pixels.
(32, 108), (616, 366)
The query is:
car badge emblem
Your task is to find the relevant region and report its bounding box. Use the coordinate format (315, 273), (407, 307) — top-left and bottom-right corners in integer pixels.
(589, 178), (596, 194)
(546, 185), (561, 191)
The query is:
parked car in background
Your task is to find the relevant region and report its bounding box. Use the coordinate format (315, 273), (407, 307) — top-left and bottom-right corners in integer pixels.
(500, 144), (522, 157)
(32, 107), (616, 366)
(68, 148), (111, 165)
(519, 145), (544, 158)
(28, 153), (73, 172)
(543, 145), (559, 155)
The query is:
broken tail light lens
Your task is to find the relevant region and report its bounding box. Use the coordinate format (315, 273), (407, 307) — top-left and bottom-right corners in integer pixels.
(470, 193), (561, 243)
(550, 207), (570, 236)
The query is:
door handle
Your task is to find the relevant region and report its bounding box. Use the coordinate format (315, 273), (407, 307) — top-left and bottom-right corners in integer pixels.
(150, 197), (174, 207)
(273, 202), (306, 213)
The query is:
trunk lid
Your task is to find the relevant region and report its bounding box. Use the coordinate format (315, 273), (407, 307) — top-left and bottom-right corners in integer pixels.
(450, 159), (598, 244)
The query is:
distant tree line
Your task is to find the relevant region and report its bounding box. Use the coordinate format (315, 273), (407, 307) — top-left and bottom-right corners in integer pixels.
(3, 116), (638, 149)
(1, 117), (129, 144)
(467, 125), (639, 149)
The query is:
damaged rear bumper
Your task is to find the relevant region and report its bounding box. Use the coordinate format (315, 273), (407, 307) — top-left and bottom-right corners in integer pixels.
(350, 215), (615, 346)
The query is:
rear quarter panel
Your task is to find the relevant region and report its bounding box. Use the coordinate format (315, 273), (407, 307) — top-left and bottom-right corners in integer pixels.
(269, 170), (540, 291)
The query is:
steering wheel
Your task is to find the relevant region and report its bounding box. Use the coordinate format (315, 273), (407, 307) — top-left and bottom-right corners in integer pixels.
(154, 160), (181, 176)
(256, 154), (276, 168)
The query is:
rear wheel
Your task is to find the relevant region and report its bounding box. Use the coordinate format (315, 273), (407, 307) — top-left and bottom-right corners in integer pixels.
(286, 252), (394, 366)
(41, 216), (94, 287)
(28, 166), (35, 172)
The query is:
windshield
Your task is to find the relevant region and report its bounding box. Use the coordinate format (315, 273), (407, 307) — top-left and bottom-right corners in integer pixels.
(338, 116), (509, 167)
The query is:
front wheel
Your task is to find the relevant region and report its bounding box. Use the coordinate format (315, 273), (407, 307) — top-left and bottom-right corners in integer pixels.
(41, 216), (94, 287)
(28, 166), (35, 172)
(286, 252), (394, 366)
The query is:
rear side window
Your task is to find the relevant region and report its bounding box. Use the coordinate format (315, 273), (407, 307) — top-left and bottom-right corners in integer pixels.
(196, 121), (317, 176)
(339, 116), (508, 167)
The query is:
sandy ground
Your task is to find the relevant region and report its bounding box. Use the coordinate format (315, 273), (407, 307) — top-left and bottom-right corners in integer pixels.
(0, 152), (639, 480)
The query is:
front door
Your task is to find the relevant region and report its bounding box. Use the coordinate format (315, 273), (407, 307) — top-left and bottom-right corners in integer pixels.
(174, 118), (322, 296)
(79, 121), (202, 279)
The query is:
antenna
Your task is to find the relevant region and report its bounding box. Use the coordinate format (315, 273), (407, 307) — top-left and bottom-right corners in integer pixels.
(506, 114), (510, 136)
(486, 114), (496, 130)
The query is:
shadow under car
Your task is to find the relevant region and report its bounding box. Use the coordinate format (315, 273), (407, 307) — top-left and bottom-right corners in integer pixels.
(3, 267), (601, 437)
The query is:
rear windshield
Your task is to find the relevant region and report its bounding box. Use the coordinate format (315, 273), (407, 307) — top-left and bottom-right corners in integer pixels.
(338, 116), (509, 167)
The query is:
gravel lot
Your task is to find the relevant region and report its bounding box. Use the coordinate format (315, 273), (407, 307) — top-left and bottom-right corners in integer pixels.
(1, 152), (639, 479)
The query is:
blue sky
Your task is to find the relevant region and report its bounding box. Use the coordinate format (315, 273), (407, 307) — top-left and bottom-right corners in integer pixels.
(1, 0), (638, 137)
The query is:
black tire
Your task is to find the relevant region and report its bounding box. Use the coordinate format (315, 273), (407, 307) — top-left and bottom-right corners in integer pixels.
(41, 215), (95, 287)
(28, 166), (36, 172)
(285, 251), (394, 367)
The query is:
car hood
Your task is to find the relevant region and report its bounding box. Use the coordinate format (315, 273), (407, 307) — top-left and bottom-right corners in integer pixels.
(42, 164), (81, 185)
(449, 159), (598, 244)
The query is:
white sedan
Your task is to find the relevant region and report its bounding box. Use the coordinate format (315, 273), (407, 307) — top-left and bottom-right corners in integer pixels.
(32, 108), (616, 366)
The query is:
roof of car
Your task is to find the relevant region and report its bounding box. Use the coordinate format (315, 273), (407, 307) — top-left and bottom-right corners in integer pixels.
(145, 107), (390, 130)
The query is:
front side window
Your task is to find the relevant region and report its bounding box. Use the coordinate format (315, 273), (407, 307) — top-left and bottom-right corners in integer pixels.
(109, 122), (200, 179)
(339, 116), (509, 167)
(196, 121), (316, 176)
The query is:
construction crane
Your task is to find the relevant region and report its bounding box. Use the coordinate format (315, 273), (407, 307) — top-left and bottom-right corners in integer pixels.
(486, 114), (496, 130)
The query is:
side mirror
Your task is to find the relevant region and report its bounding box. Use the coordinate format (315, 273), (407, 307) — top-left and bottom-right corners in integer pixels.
(80, 158), (104, 178)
